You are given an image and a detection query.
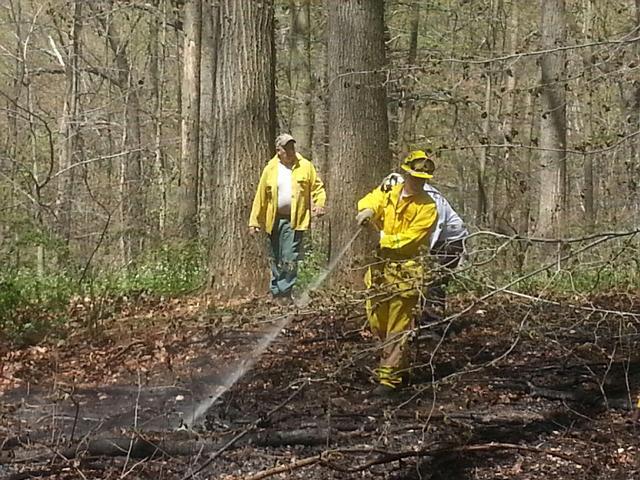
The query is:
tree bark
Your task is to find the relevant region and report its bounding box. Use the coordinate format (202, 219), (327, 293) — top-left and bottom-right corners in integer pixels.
(208, 0), (275, 295)
(537, 0), (567, 238)
(327, 0), (390, 269)
(178, 0), (202, 240)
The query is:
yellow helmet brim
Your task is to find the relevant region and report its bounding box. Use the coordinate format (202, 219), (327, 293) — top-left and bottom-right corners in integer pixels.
(401, 164), (433, 179)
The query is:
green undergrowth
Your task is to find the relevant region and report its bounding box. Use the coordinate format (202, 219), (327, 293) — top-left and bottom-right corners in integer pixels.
(450, 236), (640, 299)
(0, 244), (205, 344)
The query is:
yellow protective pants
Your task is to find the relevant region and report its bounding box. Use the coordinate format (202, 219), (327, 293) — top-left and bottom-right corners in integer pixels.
(364, 259), (424, 388)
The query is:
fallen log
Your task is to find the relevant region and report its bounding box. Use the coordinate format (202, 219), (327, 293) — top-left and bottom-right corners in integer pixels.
(3, 427), (342, 463)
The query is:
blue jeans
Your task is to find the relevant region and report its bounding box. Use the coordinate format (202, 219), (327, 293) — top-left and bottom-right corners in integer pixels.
(269, 217), (304, 297)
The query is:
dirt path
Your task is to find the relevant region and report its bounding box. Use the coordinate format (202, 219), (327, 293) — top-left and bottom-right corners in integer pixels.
(1, 294), (640, 479)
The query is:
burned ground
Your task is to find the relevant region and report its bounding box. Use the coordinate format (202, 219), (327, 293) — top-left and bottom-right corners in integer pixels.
(1, 292), (640, 479)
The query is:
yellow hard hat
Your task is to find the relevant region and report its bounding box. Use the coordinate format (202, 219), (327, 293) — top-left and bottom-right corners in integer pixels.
(401, 150), (433, 179)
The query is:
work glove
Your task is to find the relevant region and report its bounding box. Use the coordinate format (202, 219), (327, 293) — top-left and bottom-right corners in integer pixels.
(356, 208), (374, 226)
(380, 172), (405, 192)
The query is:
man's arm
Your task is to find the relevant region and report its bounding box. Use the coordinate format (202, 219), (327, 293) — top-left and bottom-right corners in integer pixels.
(249, 167), (269, 229)
(357, 188), (386, 227)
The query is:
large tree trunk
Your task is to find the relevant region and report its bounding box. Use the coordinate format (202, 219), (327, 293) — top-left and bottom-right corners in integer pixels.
(537, 0), (567, 238)
(178, 0), (202, 240)
(208, 0), (275, 296)
(327, 0), (390, 268)
(288, 0), (313, 155)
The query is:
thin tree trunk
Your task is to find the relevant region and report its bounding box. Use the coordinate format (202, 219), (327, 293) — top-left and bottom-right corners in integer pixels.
(397, 1), (420, 154)
(150, 0), (168, 239)
(178, 0), (202, 240)
(55, 0), (82, 260)
(208, 0), (275, 295)
(537, 0), (567, 238)
(199, 0), (218, 238)
(289, 0), (313, 155)
(311, 8), (330, 261)
(476, 73), (491, 226)
(327, 0), (390, 268)
(493, 0), (519, 231)
(627, 0), (640, 216)
(581, 0), (595, 231)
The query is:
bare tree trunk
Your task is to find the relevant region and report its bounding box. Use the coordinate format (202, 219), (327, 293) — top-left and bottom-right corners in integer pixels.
(289, 0), (313, 155)
(55, 0), (82, 259)
(208, 0), (275, 295)
(514, 90), (537, 272)
(199, 0), (218, 238)
(178, 0), (202, 240)
(493, 0), (519, 231)
(476, 73), (491, 225)
(537, 0), (567, 237)
(90, 2), (146, 266)
(149, 0), (168, 239)
(327, 0), (390, 268)
(6, 0), (24, 270)
(310, 9), (330, 261)
(626, 0), (640, 216)
(397, 1), (420, 154)
(580, 0), (595, 231)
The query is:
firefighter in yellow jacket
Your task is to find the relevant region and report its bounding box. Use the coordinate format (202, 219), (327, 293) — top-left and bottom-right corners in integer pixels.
(249, 134), (326, 300)
(356, 151), (438, 396)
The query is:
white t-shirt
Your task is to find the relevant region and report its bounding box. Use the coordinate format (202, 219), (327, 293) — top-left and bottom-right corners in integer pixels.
(277, 162), (293, 214)
(423, 182), (468, 248)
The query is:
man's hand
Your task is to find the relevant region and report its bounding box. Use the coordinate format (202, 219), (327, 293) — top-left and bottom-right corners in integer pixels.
(356, 208), (374, 226)
(380, 172), (404, 192)
(249, 226), (261, 235)
(312, 205), (326, 217)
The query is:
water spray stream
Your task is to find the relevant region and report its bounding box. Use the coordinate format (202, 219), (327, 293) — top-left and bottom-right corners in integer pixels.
(184, 226), (364, 427)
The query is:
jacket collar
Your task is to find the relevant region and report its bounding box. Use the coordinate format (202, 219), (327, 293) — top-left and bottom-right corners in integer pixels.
(270, 152), (303, 169)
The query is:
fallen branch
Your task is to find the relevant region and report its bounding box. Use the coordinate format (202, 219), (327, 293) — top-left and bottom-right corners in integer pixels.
(327, 441), (593, 473)
(244, 454), (323, 480)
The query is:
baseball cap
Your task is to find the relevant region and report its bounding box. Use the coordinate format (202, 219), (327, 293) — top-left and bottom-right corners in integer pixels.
(275, 133), (296, 148)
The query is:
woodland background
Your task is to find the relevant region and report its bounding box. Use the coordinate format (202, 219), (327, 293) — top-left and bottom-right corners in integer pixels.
(0, 0), (639, 334)
(2, 2), (640, 479)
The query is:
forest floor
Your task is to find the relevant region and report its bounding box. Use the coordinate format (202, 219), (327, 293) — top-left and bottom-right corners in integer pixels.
(1, 290), (640, 479)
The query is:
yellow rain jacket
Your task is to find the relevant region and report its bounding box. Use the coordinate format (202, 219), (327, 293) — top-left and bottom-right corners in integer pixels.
(358, 183), (438, 388)
(358, 184), (437, 258)
(249, 153), (326, 234)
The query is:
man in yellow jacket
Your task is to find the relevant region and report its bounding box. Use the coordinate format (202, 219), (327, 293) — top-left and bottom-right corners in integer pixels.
(356, 150), (438, 396)
(249, 134), (326, 300)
